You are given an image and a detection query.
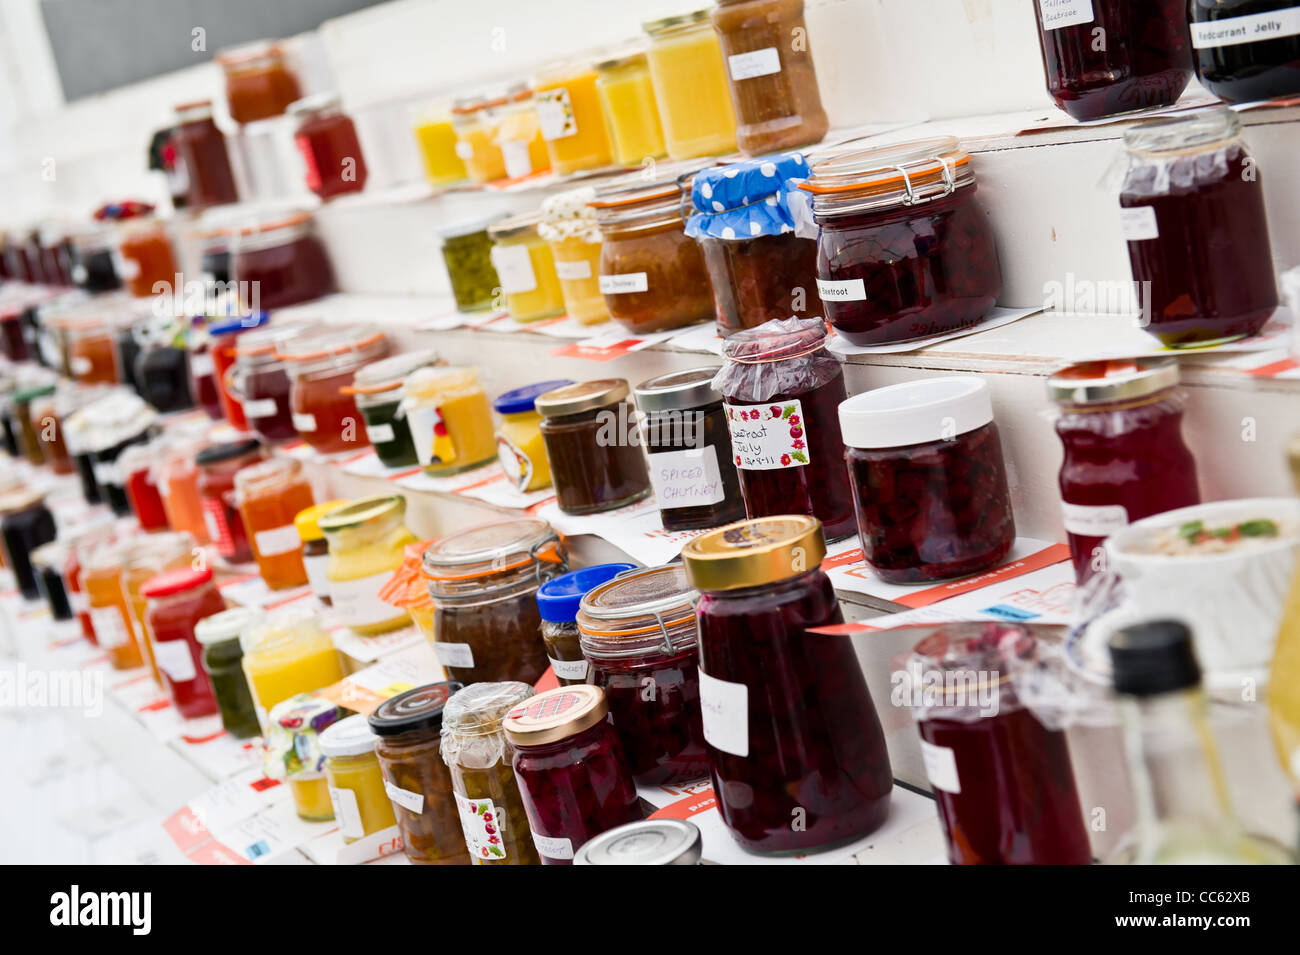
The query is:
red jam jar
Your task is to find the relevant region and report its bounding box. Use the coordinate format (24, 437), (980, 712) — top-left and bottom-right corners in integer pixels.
(714, 317), (855, 541)
(289, 94), (369, 199)
(119, 443), (170, 532)
(1032, 0), (1193, 121)
(228, 322), (317, 445)
(186, 321), (224, 421)
(1047, 359), (1200, 584)
(683, 516), (893, 855)
(577, 566), (710, 786)
(1119, 108), (1278, 348)
(141, 566), (226, 719)
(906, 622), (1093, 865)
(172, 100), (239, 210)
(803, 137), (1002, 347)
(206, 313), (271, 431)
(231, 212), (336, 310)
(278, 326), (388, 457)
(195, 438), (267, 564)
(504, 685), (643, 865)
(839, 377), (1016, 584)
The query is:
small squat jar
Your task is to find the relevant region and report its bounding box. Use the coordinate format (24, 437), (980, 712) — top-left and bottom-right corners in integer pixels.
(289, 94), (369, 199)
(0, 490), (57, 600)
(437, 217), (502, 313)
(488, 214), (566, 323)
(235, 457), (316, 590)
(401, 366), (497, 476)
(319, 495), (417, 635)
(320, 715), (397, 844)
(195, 607), (265, 739)
(217, 41), (301, 124)
(343, 349), (442, 469)
(537, 188), (609, 326)
(493, 379), (573, 492)
(265, 694), (343, 822)
(536, 563), (635, 686)
(278, 326), (389, 456)
(294, 500), (346, 606)
(141, 567), (227, 719)
(240, 608), (345, 729)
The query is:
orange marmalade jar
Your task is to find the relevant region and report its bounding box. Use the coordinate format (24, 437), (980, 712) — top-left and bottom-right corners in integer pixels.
(217, 41), (302, 125)
(235, 457), (316, 590)
(81, 538), (144, 670)
(117, 217), (178, 298)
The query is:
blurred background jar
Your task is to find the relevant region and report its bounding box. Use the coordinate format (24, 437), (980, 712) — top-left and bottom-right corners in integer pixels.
(450, 96), (507, 184)
(290, 94), (369, 199)
(534, 60), (615, 176)
(231, 212), (336, 310)
(488, 213), (566, 323)
(595, 51), (667, 166)
(411, 107), (469, 187)
(217, 40), (302, 125)
(171, 100), (239, 210)
(494, 83), (552, 180)
(437, 215), (503, 314)
(538, 187), (608, 325)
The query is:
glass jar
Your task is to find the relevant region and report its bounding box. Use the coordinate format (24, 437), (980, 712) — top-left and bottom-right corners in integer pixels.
(240, 607), (345, 730)
(493, 379), (573, 492)
(802, 137), (1003, 346)
(217, 41), (302, 124)
(32, 542), (73, 622)
(344, 349), (441, 469)
(538, 187), (609, 325)
(412, 110), (469, 186)
(422, 519), (565, 684)
(0, 490), (56, 600)
(906, 623), (1093, 865)
(320, 715), (397, 843)
(134, 327), (194, 414)
(0, 307), (29, 362)
(440, 682), (540, 865)
(537, 563), (636, 686)
(159, 437), (211, 546)
(232, 213), (336, 310)
(715, 2), (828, 155)
(401, 366), (497, 476)
(289, 94), (369, 199)
(713, 317), (855, 540)
(196, 228), (233, 287)
(590, 168), (716, 334)
(294, 499), (346, 607)
(265, 694), (343, 821)
(207, 314), (271, 432)
(378, 539), (437, 646)
(172, 100), (238, 210)
(682, 516), (894, 853)
(488, 214), (566, 322)
(119, 442), (170, 532)
(65, 320), (120, 384)
(66, 526), (114, 646)
(278, 327), (389, 456)
(535, 379), (653, 515)
(368, 682), (471, 865)
(578, 566), (710, 785)
(186, 322), (223, 421)
(1119, 108), (1278, 347)
(319, 495), (417, 635)
(117, 216), (178, 298)
(32, 387), (72, 474)
(1047, 359), (1201, 584)
(494, 84), (552, 179)
(840, 377), (1017, 584)
(450, 97), (507, 184)
(595, 52), (667, 165)
(124, 532), (195, 689)
(235, 457), (316, 590)
(141, 566), (225, 719)
(686, 153), (820, 335)
(504, 685), (643, 865)
(228, 322), (315, 444)
(574, 818), (704, 865)
(72, 393), (156, 519)
(437, 216), (502, 313)
(643, 11), (738, 159)
(10, 384), (50, 466)
(1032, 0), (1193, 121)
(68, 226), (122, 292)
(195, 439), (266, 564)
(533, 63), (614, 176)
(1190, 0), (1300, 103)
(635, 367), (746, 531)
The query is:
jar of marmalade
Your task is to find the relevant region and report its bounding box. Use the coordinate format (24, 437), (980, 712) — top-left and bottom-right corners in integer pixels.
(278, 326), (389, 457)
(235, 457), (316, 590)
(319, 495), (417, 635)
(217, 41), (302, 125)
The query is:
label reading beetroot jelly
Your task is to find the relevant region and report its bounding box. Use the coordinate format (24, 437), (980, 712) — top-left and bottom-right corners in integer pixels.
(455, 794), (508, 861)
(724, 400), (809, 471)
(1039, 0), (1093, 31)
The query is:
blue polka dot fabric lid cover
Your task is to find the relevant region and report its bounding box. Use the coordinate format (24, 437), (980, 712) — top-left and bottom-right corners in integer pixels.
(685, 152), (817, 241)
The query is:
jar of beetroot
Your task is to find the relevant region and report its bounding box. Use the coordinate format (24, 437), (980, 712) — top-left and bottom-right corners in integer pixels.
(839, 377), (1016, 584)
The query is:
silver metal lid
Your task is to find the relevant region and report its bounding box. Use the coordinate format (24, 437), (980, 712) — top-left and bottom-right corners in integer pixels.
(1046, 357), (1180, 406)
(634, 366), (723, 413)
(574, 819), (703, 865)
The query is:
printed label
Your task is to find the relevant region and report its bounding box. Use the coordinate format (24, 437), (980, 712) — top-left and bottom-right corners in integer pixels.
(190, 352), (215, 377)
(329, 786), (365, 839)
(153, 638), (197, 684)
(89, 606), (130, 650)
(728, 46), (782, 81)
(647, 446), (725, 508)
(530, 830), (574, 861)
(406, 404), (453, 468)
(292, 412), (318, 433)
(1191, 8), (1300, 48)
(242, 398), (277, 419)
(489, 244), (538, 295)
(254, 525), (301, 558)
(724, 400), (809, 471)
(554, 258), (592, 281)
(496, 435), (533, 491)
(1062, 502), (1129, 537)
(699, 669), (749, 757)
(598, 272), (649, 294)
(384, 780), (424, 814)
(536, 87), (577, 141)
(1038, 0), (1094, 30)
(920, 739), (961, 794)
(454, 794), (508, 861)
(303, 553), (330, 602)
(366, 422), (396, 445)
(815, 278), (867, 302)
(200, 497), (235, 558)
(1120, 205), (1159, 241)
(330, 571), (403, 630)
(549, 656), (589, 681)
(501, 139), (533, 179)
(433, 641), (475, 670)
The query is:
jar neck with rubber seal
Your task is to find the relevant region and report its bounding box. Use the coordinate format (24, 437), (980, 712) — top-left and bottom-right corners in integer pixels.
(421, 518), (566, 610)
(578, 565), (698, 660)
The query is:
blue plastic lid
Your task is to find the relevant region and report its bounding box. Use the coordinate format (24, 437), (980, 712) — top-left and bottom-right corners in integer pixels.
(208, 312), (271, 337)
(685, 152), (810, 240)
(537, 563), (637, 623)
(494, 379), (575, 415)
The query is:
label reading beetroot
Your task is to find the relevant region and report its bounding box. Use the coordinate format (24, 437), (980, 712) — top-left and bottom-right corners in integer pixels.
(723, 400), (809, 471)
(454, 794), (508, 861)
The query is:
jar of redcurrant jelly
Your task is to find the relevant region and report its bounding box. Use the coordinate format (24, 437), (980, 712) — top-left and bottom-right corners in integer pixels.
(141, 566), (226, 719)
(1190, 0), (1300, 104)
(536, 563), (636, 686)
(504, 685), (643, 865)
(1047, 359), (1201, 584)
(1119, 107), (1278, 347)
(278, 326), (389, 457)
(228, 322), (318, 445)
(802, 137), (1002, 347)
(713, 317), (855, 540)
(231, 212), (336, 310)
(906, 622), (1093, 865)
(289, 94), (369, 199)
(195, 438), (267, 565)
(1031, 0), (1193, 121)
(682, 515), (893, 854)
(839, 377), (1016, 584)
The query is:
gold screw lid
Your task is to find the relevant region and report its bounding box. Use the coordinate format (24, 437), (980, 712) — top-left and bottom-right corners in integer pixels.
(681, 515), (826, 591)
(317, 495), (405, 534)
(533, 379), (629, 418)
(502, 684), (608, 747)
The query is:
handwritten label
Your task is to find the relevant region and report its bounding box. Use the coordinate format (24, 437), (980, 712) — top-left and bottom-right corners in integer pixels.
(598, 272), (648, 294)
(647, 446), (725, 507)
(1120, 205), (1159, 241)
(554, 258), (592, 281)
(490, 244), (538, 295)
(724, 400), (809, 471)
(815, 278), (866, 302)
(920, 740), (961, 794)
(530, 830), (574, 861)
(384, 780), (424, 814)
(549, 657), (589, 681)
(433, 641), (475, 670)
(699, 669), (749, 757)
(728, 47), (782, 80)
(1038, 0), (1093, 30)
(1062, 502), (1129, 537)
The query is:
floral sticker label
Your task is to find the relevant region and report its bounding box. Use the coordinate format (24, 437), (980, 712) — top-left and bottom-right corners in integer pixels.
(723, 400), (809, 471)
(454, 794), (507, 861)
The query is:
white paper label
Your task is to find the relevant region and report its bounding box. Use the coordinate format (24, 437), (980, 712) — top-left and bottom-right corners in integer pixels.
(699, 669), (749, 757)
(303, 552), (330, 601)
(455, 794), (508, 861)
(1120, 205), (1159, 241)
(920, 739), (961, 794)
(530, 830), (574, 861)
(93, 461), (121, 486)
(406, 404), (447, 468)
(815, 278), (867, 302)
(434, 641), (475, 670)
(454, 140), (474, 160)
(724, 400), (809, 471)
(728, 46), (782, 80)
(554, 258), (592, 281)
(1038, 0), (1094, 30)
(89, 606), (130, 649)
(366, 422), (396, 445)
(599, 272), (649, 294)
(153, 638), (197, 684)
(501, 139), (533, 179)
(536, 88), (576, 140)
(329, 786), (365, 839)
(190, 352), (215, 377)
(549, 656), (589, 681)
(490, 244), (538, 295)
(384, 780), (424, 814)
(242, 398), (277, 419)
(647, 445), (726, 508)
(254, 525), (301, 557)
(292, 412), (318, 433)
(1191, 8), (1300, 49)
(1062, 502), (1130, 537)
(330, 571), (402, 629)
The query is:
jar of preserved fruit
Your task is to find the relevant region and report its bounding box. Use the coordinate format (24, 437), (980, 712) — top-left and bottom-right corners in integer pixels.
(493, 379), (573, 492)
(278, 326), (389, 456)
(1119, 107), (1278, 347)
(682, 516), (893, 853)
(368, 682), (471, 865)
(840, 377), (1017, 584)
(68, 226), (122, 292)
(713, 317), (855, 540)
(159, 437), (211, 546)
(494, 83), (552, 179)
(134, 327), (195, 415)
(71, 392), (156, 519)
(294, 499), (346, 607)
(195, 606), (264, 739)
(595, 52), (667, 165)
(450, 97), (507, 184)
(289, 94), (369, 199)
(31, 387), (73, 474)
(574, 818), (704, 865)
(535, 379), (653, 515)
(906, 623), (1093, 864)
(643, 11), (738, 159)
(1031, 0), (1193, 121)
(440, 682), (540, 865)
(533, 63), (614, 176)
(504, 685), (643, 864)
(412, 110), (468, 186)
(342, 349), (441, 469)
(195, 439), (266, 564)
(802, 137), (1002, 346)
(320, 714), (397, 843)
(65, 320), (120, 384)
(422, 519), (565, 684)
(377, 539), (438, 646)
(124, 531), (195, 688)
(119, 442), (170, 532)
(235, 457), (316, 590)
(172, 100), (238, 209)
(401, 366), (497, 476)
(196, 227), (233, 287)
(186, 322), (223, 421)
(634, 367), (746, 531)
(578, 566), (710, 784)
(240, 607), (345, 730)
(207, 313), (271, 432)
(265, 694), (343, 821)
(538, 188), (608, 325)
(228, 322), (316, 444)
(0, 490), (56, 600)
(0, 307), (28, 362)
(141, 566), (225, 718)
(488, 214), (566, 322)
(319, 495), (416, 635)
(1047, 359), (1201, 583)
(590, 168), (717, 334)
(65, 525), (114, 645)
(116, 215), (179, 298)
(439, 221), (503, 317)
(1189, 0), (1300, 103)
(32, 542), (73, 621)
(10, 384), (51, 466)
(231, 213), (336, 310)
(217, 41), (302, 125)
(536, 563), (636, 686)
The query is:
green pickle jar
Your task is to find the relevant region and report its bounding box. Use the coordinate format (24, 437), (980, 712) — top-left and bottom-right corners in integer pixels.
(440, 681), (541, 865)
(195, 607), (265, 740)
(438, 215), (502, 313)
(341, 348), (442, 469)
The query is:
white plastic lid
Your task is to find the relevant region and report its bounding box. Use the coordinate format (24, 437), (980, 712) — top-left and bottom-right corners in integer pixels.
(319, 713), (380, 758)
(838, 377), (993, 449)
(194, 606), (265, 646)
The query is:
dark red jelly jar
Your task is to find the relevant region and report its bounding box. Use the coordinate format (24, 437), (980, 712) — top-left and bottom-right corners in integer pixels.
(802, 137), (1002, 347)
(683, 516), (893, 855)
(1047, 359), (1200, 584)
(194, 438), (266, 564)
(228, 323), (317, 445)
(231, 212), (336, 310)
(278, 326), (388, 457)
(1119, 107), (1278, 348)
(906, 622), (1093, 865)
(504, 685), (643, 865)
(839, 377), (1016, 584)
(172, 100), (239, 210)
(141, 566), (226, 719)
(119, 443), (170, 532)
(1031, 0), (1193, 121)
(714, 317), (855, 541)
(289, 94), (369, 199)
(1190, 0), (1300, 104)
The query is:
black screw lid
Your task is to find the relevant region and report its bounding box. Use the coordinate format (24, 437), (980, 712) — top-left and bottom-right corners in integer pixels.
(194, 437), (263, 466)
(368, 681), (463, 736)
(1108, 620), (1202, 697)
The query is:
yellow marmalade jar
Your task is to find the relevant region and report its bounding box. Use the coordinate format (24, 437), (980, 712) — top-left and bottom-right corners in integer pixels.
(321, 714), (397, 843)
(451, 97), (507, 184)
(596, 52), (667, 166)
(401, 366), (497, 476)
(492, 379), (575, 492)
(538, 186), (608, 326)
(319, 495), (417, 635)
(488, 214), (566, 322)
(534, 63), (614, 176)
(644, 10), (738, 160)
(241, 607), (345, 733)
(412, 110), (468, 187)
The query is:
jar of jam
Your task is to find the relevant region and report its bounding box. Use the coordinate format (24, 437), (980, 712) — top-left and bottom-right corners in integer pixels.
(578, 566), (710, 785)
(265, 694), (343, 821)
(504, 685), (643, 865)
(536, 563), (636, 686)
(228, 322), (316, 444)
(141, 566), (225, 719)
(207, 313), (271, 432)
(186, 323), (222, 421)
(437, 216), (502, 313)
(1032, 0), (1193, 121)
(422, 519), (565, 685)
(537, 187), (609, 326)
(289, 94), (369, 199)
(713, 317), (855, 540)
(440, 682), (541, 865)
(450, 96), (507, 184)
(1047, 359), (1201, 584)
(412, 109), (468, 186)
(368, 682), (471, 865)
(113, 311), (147, 397)
(532, 63), (615, 176)
(494, 379), (574, 492)
(133, 327), (195, 414)
(0, 490), (56, 600)
(682, 516), (893, 854)
(634, 367), (746, 531)
(235, 457), (316, 590)
(642, 11), (738, 160)
(240, 607), (345, 730)
(1190, 0), (1300, 103)
(319, 495), (417, 635)
(31, 385), (74, 475)
(840, 377), (1017, 584)
(574, 818), (703, 865)
(65, 525), (114, 645)
(906, 623), (1093, 865)
(195, 438), (267, 565)
(231, 213), (336, 310)
(116, 215), (178, 299)
(172, 100), (238, 210)
(65, 320), (120, 384)
(535, 379), (653, 516)
(119, 442), (170, 532)
(294, 500), (345, 607)
(195, 227), (233, 287)
(217, 41), (302, 125)
(32, 542), (73, 621)
(122, 532), (196, 688)
(488, 214), (566, 323)
(320, 714), (397, 844)
(401, 366), (497, 476)
(594, 52), (667, 166)
(278, 326), (388, 457)
(0, 306), (28, 362)
(494, 83), (551, 179)
(158, 436), (212, 546)
(802, 137), (1002, 346)
(68, 391), (156, 518)
(10, 384), (50, 465)
(1119, 107), (1278, 347)
(343, 350), (442, 469)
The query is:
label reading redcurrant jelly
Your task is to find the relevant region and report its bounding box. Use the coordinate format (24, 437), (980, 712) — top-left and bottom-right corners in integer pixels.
(1038, 0), (1094, 31)
(723, 400), (809, 471)
(455, 794), (507, 861)
(1191, 7), (1300, 49)
(920, 739), (961, 794)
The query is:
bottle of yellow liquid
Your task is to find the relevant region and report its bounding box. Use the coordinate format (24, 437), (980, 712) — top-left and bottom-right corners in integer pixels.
(1268, 434), (1300, 781)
